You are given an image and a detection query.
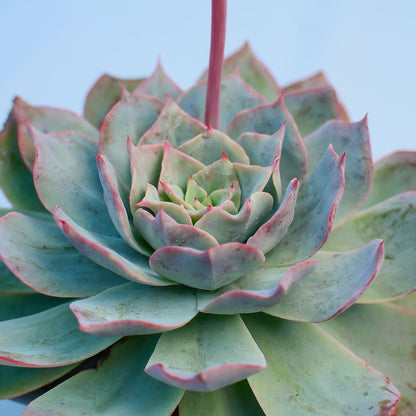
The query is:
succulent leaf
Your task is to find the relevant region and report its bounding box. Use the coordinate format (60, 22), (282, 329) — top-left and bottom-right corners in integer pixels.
(283, 71), (330, 93)
(0, 259), (35, 294)
(145, 314), (266, 391)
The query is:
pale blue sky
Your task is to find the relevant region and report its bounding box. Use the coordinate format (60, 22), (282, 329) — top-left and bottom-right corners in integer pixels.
(0, 0), (415, 413)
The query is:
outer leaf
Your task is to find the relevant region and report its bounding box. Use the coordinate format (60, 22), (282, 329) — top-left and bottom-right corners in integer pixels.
(31, 127), (117, 235)
(283, 87), (343, 137)
(304, 116), (373, 225)
(99, 92), (163, 187)
(70, 283), (197, 337)
(393, 291), (416, 311)
(145, 314), (266, 391)
(283, 71), (330, 93)
(150, 243), (265, 290)
(265, 146), (345, 266)
(197, 260), (316, 314)
(325, 192), (416, 302)
(0, 107), (43, 210)
(362, 151), (416, 209)
(0, 260), (35, 294)
(227, 95), (307, 188)
(133, 61), (182, 101)
(24, 336), (184, 416)
(266, 240), (384, 322)
(244, 314), (400, 416)
(179, 380), (265, 416)
(54, 207), (171, 286)
(83, 74), (144, 128)
(15, 97), (99, 170)
(200, 42), (281, 101)
(0, 213), (124, 297)
(0, 303), (119, 367)
(179, 73), (267, 130)
(321, 303), (416, 416)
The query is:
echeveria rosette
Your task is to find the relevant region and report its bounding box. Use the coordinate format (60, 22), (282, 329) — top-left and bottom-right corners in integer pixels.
(0, 44), (414, 416)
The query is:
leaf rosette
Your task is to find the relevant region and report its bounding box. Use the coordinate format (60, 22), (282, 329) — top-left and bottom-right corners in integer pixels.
(0, 44), (415, 416)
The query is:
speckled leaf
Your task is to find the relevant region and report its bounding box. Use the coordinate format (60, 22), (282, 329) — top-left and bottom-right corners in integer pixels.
(0, 213), (124, 297)
(70, 283), (197, 337)
(179, 73), (266, 130)
(266, 240), (384, 322)
(200, 42), (280, 101)
(99, 92), (163, 187)
(134, 208), (219, 251)
(325, 192), (416, 302)
(145, 314), (266, 391)
(283, 87), (343, 137)
(244, 314), (400, 416)
(178, 128), (249, 165)
(83, 74), (144, 128)
(304, 117), (373, 225)
(321, 303), (416, 416)
(179, 380), (265, 416)
(0, 259), (35, 294)
(150, 242), (265, 290)
(227, 95), (307, 188)
(0, 107), (44, 210)
(362, 151), (416, 209)
(15, 97), (99, 170)
(133, 61), (182, 101)
(138, 96), (206, 146)
(54, 207), (171, 287)
(283, 72), (330, 93)
(31, 127), (117, 235)
(24, 336), (184, 416)
(265, 146), (345, 266)
(0, 303), (119, 367)
(197, 260), (316, 314)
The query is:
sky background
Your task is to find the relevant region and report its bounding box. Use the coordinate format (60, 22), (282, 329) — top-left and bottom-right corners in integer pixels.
(0, 0), (415, 414)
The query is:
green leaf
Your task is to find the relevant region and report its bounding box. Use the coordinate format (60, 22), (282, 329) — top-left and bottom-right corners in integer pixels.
(24, 336), (184, 416)
(0, 259), (34, 294)
(393, 291), (416, 311)
(325, 192), (416, 302)
(283, 72), (330, 93)
(321, 303), (416, 416)
(145, 314), (266, 391)
(244, 314), (400, 416)
(0, 303), (119, 367)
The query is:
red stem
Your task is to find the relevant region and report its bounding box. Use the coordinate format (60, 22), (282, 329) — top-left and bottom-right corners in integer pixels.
(205, 0), (227, 129)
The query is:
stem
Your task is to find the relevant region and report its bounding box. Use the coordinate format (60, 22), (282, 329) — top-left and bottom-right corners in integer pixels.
(205, 0), (227, 129)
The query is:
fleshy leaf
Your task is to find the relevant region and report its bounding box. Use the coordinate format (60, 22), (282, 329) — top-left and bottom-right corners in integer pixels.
(266, 240), (384, 322)
(54, 207), (172, 287)
(70, 283), (197, 337)
(150, 243), (265, 290)
(283, 87), (343, 137)
(178, 128), (250, 165)
(197, 260), (316, 314)
(179, 380), (265, 416)
(247, 178), (299, 254)
(138, 96), (206, 146)
(0, 213), (124, 297)
(0, 107), (44, 210)
(236, 124), (284, 167)
(200, 42), (281, 101)
(83, 74), (144, 128)
(304, 116), (373, 225)
(134, 208), (219, 251)
(393, 291), (416, 311)
(24, 336), (184, 416)
(321, 303), (416, 416)
(325, 191), (416, 302)
(283, 71), (330, 93)
(14, 97), (99, 170)
(145, 314), (266, 391)
(179, 73), (267, 130)
(0, 259), (35, 294)
(244, 314), (400, 416)
(0, 303), (118, 367)
(362, 151), (416, 209)
(265, 146), (345, 266)
(227, 95), (307, 188)
(99, 92), (163, 187)
(133, 61), (182, 101)
(31, 127), (117, 235)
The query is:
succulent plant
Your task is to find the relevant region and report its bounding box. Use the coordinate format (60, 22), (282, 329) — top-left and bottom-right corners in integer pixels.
(0, 2), (416, 415)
